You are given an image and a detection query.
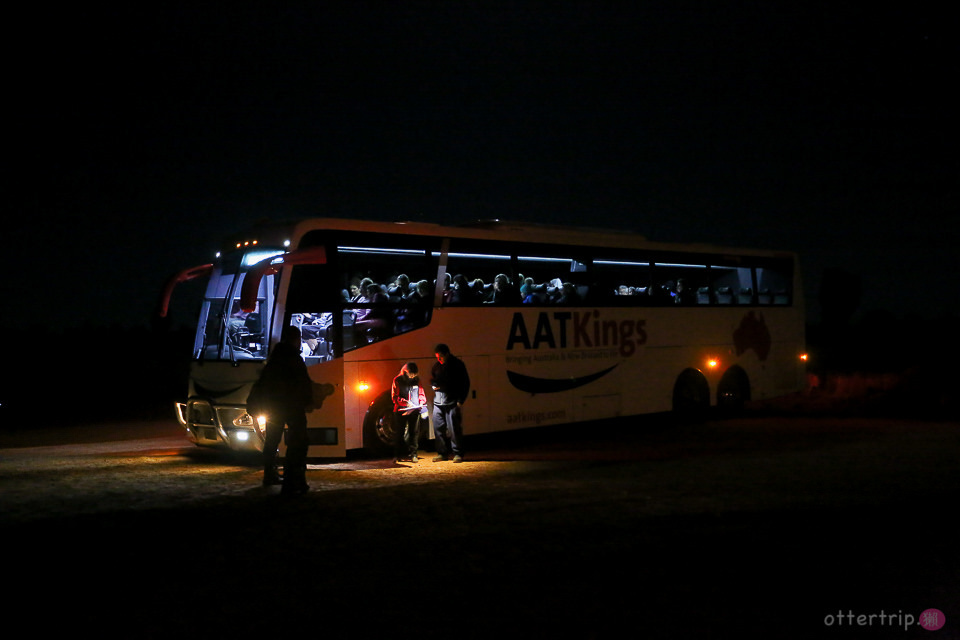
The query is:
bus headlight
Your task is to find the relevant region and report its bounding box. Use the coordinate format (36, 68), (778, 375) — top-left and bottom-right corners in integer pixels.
(232, 413), (256, 428)
(232, 411), (267, 434)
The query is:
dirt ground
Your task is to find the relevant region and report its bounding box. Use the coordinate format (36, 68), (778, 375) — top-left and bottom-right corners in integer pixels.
(1, 401), (958, 639)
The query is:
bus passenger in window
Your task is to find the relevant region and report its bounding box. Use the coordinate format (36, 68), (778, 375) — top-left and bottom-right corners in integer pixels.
(300, 312), (331, 356)
(413, 280), (432, 304)
(347, 282), (363, 302)
(445, 274), (468, 305)
(391, 362), (428, 463)
(431, 343), (471, 463)
(396, 281), (432, 333)
(227, 300), (258, 346)
(555, 282), (581, 305)
(387, 274), (411, 302)
(440, 273), (453, 304)
(354, 284), (391, 339)
(520, 278), (538, 304)
(485, 273), (520, 305)
(672, 279), (695, 305)
(356, 278), (375, 303)
(469, 278), (490, 303)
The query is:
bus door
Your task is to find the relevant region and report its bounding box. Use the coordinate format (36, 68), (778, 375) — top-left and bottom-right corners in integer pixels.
(343, 359), (367, 450)
(298, 357), (347, 458)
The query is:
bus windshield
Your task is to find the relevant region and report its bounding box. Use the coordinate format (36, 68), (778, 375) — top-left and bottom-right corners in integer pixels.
(194, 249), (283, 361)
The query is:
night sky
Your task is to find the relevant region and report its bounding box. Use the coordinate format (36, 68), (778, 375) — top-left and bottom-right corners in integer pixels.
(7, 2), (956, 331)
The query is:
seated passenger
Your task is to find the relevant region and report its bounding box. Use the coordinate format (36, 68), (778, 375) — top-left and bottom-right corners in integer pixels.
(396, 281), (432, 332)
(299, 312), (333, 356)
(520, 278), (539, 304)
(470, 278), (491, 304)
(347, 283), (362, 302)
(387, 274), (411, 302)
(445, 274), (469, 305)
(554, 282), (581, 305)
(353, 278), (375, 304)
(671, 279), (695, 305)
(543, 278), (563, 303)
(228, 301), (259, 346)
(355, 284), (391, 337)
(485, 273), (521, 305)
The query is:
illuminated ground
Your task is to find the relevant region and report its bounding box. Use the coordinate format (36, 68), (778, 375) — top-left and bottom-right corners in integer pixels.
(1, 411), (957, 639)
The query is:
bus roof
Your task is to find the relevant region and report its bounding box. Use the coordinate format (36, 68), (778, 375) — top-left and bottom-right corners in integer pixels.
(226, 217), (796, 260)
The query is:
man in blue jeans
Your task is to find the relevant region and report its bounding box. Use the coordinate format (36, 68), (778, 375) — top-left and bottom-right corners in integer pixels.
(430, 343), (471, 463)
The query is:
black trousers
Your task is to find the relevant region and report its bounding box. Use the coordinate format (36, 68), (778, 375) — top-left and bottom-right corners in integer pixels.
(393, 411), (421, 458)
(263, 409), (308, 487)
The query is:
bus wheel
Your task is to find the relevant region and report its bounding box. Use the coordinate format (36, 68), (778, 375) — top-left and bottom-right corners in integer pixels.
(362, 390), (396, 455)
(672, 368), (710, 422)
(717, 365), (751, 415)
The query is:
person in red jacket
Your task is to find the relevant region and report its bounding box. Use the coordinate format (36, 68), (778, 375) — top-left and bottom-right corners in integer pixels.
(391, 362), (428, 462)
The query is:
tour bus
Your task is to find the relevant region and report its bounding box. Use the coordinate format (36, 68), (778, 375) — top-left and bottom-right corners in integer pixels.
(159, 218), (806, 458)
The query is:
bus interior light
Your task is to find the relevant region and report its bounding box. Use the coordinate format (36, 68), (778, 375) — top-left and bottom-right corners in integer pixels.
(242, 249), (285, 267)
(358, 381), (370, 392)
(339, 245), (426, 256)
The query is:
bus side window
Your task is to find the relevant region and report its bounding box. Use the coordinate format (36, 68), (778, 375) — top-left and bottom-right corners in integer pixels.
(756, 265), (791, 305)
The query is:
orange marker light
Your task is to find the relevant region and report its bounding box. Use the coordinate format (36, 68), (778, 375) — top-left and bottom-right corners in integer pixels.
(358, 381), (370, 392)
(706, 358), (719, 369)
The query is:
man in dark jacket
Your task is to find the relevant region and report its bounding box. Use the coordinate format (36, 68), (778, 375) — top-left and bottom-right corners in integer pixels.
(430, 343), (470, 462)
(249, 325), (314, 495)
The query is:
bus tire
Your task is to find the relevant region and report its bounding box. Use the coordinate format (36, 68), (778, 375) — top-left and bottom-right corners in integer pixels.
(672, 368), (710, 422)
(717, 365), (751, 415)
(362, 390), (396, 456)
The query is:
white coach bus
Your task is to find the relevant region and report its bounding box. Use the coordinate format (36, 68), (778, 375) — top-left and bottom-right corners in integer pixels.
(159, 218), (806, 457)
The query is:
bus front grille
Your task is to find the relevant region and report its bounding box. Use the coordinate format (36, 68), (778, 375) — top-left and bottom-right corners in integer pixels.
(186, 400), (223, 443)
(187, 400), (215, 426)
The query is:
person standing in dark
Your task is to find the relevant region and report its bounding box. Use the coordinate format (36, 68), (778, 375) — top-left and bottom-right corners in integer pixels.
(430, 343), (471, 463)
(390, 362), (428, 462)
(248, 325), (314, 495)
